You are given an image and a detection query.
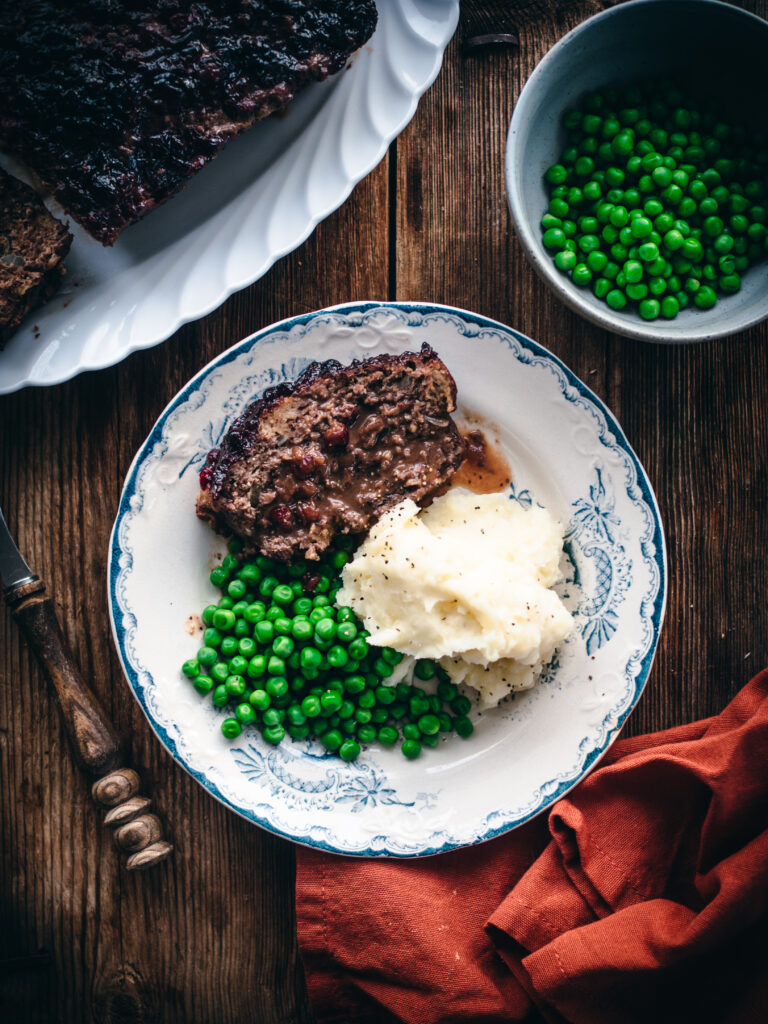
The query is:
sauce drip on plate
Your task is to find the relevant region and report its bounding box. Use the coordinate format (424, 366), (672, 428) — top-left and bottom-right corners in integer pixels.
(453, 428), (511, 494)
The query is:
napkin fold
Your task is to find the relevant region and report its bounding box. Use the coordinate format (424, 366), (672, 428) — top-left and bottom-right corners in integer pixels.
(295, 670), (768, 1024)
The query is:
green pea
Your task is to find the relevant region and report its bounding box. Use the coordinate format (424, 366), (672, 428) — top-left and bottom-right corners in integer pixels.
(336, 699), (355, 721)
(313, 617), (335, 643)
(638, 298), (660, 320)
(401, 739), (422, 759)
(612, 131), (634, 156)
(224, 675), (245, 698)
(660, 295), (680, 318)
(226, 579), (246, 600)
(572, 264), (592, 287)
(291, 619), (313, 643)
(448, 695), (470, 717)
(625, 282), (648, 301)
(182, 658), (200, 679)
(300, 647), (322, 671)
(593, 277), (611, 299)
(623, 260), (643, 283)
(417, 714), (441, 736)
(377, 726), (399, 747)
(263, 724), (285, 746)
(201, 605), (218, 628)
(271, 635), (294, 660)
(221, 718), (241, 740)
(267, 656), (285, 676)
(197, 646), (218, 668)
(454, 716), (474, 739)
(545, 163), (568, 185)
(606, 166), (625, 186)
(320, 728), (342, 752)
(719, 273), (741, 294)
(638, 242), (659, 262)
(266, 676), (288, 699)
(301, 695), (321, 718)
(694, 285), (717, 309)
(193, 675), (214, 696)
(210, 662), (229, 684)
(320, 691), (343, 715)
(211, 609), (234, 631)
(326, 646), (348, 669)
(209, 567), (228, 588)
(234, 702), (256, 725)
(211, 684), (229, 708)
(681, 237), (703, 261)
(348, 638), (369, 661)
(409, 659), (434, 681)
(583, 181), (602, 202)
(336, 621), (358, 643)
(344, 675), (367, 695)
(339, 739), (361, 762)
(606, 289), (627, 310)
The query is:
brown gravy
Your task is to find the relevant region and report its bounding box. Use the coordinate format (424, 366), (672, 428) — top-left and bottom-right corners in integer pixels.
(453, 427), (511, 494)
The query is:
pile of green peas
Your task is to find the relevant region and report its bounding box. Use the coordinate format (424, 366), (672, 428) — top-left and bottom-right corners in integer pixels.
(181, 537), (474, 762)
(541, 78), (768, 320)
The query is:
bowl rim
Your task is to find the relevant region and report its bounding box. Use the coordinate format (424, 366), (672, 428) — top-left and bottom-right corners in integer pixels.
(505, 0), (768, 345)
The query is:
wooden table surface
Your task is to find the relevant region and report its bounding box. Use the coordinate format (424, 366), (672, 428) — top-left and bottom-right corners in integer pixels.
(2, 2), (767, 1021)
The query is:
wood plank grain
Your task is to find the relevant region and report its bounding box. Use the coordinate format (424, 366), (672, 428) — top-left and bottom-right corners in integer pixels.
(0, 160), (388, 1023)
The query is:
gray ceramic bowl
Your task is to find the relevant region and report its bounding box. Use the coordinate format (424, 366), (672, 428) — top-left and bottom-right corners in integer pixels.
(505, 0), (768, 343)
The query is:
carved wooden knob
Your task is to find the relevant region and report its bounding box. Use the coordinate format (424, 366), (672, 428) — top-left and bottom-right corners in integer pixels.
(93, 770), (173, 871)
(92, 768), (140, 807)
(115, 813), (163, 853)
(103, 795), (152, 827)
(126, 841), (174, 872)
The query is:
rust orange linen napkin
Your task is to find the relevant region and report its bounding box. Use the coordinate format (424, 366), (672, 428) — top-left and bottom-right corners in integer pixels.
(295, 669), (768, 1024)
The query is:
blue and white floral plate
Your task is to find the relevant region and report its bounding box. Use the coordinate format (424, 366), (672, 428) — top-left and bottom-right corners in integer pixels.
(108, 302), (667, 857)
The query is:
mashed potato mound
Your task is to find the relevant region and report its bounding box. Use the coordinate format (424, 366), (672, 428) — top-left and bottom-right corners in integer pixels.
(336, 488), (573, 706)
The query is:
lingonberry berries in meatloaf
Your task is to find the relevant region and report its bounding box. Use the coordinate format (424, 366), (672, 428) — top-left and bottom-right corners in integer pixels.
(196, 344), (467, 560)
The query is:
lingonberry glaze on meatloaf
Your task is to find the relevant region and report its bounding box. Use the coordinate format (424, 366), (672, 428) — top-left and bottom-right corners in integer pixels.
(196, 344), (467, 561)
(0, 1), (377, 244)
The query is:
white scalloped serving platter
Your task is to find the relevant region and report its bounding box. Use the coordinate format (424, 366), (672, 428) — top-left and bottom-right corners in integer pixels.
(109, 302), (667, 857)
(0, 1), (458, 394)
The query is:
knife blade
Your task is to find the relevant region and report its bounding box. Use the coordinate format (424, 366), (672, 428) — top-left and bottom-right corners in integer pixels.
(0, 505), (37, 593)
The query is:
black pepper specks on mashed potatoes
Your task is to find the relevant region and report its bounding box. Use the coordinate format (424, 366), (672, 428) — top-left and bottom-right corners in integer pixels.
(336, 488), (573, 705)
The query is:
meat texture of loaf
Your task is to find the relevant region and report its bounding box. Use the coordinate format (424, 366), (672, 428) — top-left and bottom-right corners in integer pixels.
(0, 1), (377, 245)
(197, 344), (467, 561)
(0, 169), (72, 345)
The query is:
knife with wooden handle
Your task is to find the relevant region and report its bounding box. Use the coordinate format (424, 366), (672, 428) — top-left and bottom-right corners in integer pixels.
(0, 505), (172, 871)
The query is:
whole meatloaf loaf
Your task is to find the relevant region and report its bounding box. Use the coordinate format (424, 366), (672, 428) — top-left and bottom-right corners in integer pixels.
(197, 345), (467, 561)
(0, 1), (377, 245)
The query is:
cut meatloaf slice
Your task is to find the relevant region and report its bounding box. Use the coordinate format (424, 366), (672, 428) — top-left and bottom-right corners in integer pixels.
(197, 344), (466, 561)
(0, 1), (377, 245)
(0, 168), (72, 345)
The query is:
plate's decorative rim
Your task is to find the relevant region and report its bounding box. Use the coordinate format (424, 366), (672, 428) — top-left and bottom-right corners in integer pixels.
(0, 1), (459, 394)
(108, 301), (667, 857)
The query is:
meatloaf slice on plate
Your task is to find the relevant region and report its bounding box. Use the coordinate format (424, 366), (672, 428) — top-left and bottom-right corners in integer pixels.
(0, 0), (377, 244)
(197, 344), (466, 561)
(0, 169), (72, 345)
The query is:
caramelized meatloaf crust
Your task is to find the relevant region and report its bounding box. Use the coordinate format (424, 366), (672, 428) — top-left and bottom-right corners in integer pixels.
(197, 344), (466, 561)
(0, 169), (72, 344)
(0, 1), (377, 245)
